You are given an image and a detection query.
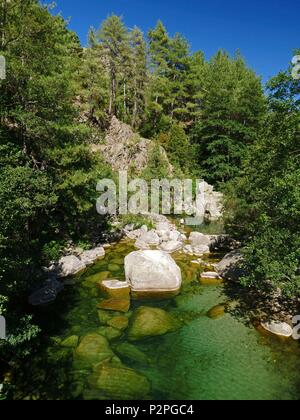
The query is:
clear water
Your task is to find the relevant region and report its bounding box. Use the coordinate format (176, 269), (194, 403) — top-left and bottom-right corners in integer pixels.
(14, 238), (300, 400)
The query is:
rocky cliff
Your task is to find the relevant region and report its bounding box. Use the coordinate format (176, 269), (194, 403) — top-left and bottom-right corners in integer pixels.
(91, 117), (173, 174)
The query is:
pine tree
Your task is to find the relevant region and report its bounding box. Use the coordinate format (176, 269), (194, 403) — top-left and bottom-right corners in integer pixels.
(192, 51), (266, 184)
(130, 27), (147, 129)
(96, 15), (130, 117)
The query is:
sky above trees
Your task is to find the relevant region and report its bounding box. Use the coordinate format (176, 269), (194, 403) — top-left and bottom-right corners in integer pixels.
(52, 0), (300, 82)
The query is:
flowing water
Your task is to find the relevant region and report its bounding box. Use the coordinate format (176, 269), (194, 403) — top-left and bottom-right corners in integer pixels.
(13, 235), (300, 400)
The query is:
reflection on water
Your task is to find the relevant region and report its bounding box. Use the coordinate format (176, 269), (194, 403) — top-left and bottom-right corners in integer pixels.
(14, 238), (300, 400)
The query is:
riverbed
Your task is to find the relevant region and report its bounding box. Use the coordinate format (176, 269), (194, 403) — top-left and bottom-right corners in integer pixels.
(14, 237), (300, 400)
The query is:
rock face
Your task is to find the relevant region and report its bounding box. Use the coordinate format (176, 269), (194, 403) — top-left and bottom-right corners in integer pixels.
(57, 255), (86, 278)
(80, 247), (105, 266)
(127, 306), (179, 341)
(92, 117), (172, 174)
(261, 321), (293, 338)
(214, 251), (245, 282)
(125, 250), (182, 299)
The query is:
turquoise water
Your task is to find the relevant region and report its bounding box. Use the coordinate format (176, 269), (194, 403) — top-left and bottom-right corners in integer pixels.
(14, 239), (300, 400)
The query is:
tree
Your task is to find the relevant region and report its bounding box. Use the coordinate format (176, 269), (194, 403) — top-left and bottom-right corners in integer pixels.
(157, 124), (192, 172)
(96, 15), (130, 117)
(130, 27), (147, 129)
(225, 61), (300, 297)
(192, 51), (266, 185)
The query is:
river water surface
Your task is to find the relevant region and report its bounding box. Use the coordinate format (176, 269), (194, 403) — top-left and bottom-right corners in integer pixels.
(14, 236), (300, 400)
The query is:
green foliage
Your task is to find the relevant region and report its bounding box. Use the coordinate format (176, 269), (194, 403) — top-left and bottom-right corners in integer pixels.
(119, 214), (154, 231)
(192, 51), (266, 185)
(142, 143), (170, 180)
(157, 124), (194, 173)
(225, 66), (300, 297)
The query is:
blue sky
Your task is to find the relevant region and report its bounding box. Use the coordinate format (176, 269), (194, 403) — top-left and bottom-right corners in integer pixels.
(52, 0), (299, 83)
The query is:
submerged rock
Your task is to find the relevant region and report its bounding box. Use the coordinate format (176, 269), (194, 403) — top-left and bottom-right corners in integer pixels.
(207, 305), (226, 319)
(98, 326), (123, 341)
(261, 321), (293, 338)
(127, 306), (180, 341)
(97, 298), (130, 313)
(73, 333), (114, 368)
(87, 362), (151, 400)
(114, 342), (150, 365)
(125, 250), (182, 299)
(107, 316), (129, 331)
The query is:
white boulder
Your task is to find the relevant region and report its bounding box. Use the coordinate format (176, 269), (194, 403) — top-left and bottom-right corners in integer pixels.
(57, 256), (86, 278)
(80, 247), (105, 266)
(261, 321), (293, 338)
(125, 250), (182, 298)
(159, 241), (183, 254)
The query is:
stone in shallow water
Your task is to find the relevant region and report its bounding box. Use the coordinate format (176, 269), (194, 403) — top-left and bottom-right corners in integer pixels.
(159, 240), (183, 254)
(97, 298), (130, 313)
(261, 321), (293, 338)
(80, 247), (105, 266)
(189, 232), (211, 247)
(114, 342), (150, 365)
(61, 335), (79, 348)
(127, 306), (180, 341)
(98, 309), (128, 326)
(107, 316), (129, 331)
(73, 333), (114, 368)
(98, 326), (123, 341)
(201, 272), (222, 279)
(200, 277), (224, 286)
(85, 271), (111, 284)
(57, 255), (86, 278)
(207, 305), (226, 319)
(108, 263), (121, 272)
(99, 280), (130, 300)
(125, 250), (182, 299)
(87, 362), (151, 400)
(200, 272), (224, 285)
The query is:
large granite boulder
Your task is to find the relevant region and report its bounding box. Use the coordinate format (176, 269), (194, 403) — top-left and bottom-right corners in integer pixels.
(189, 232), (211, 247)
(127, 306), (180, 341)
(214, 251), (245, 282)
(125, 250), (182, 299)
(57, 255), (86, 278)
